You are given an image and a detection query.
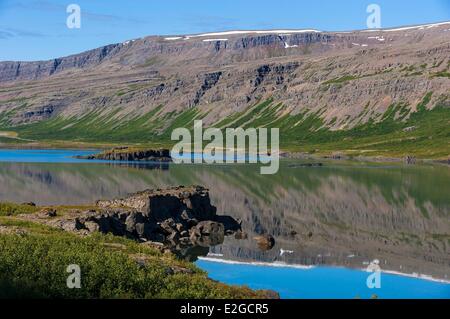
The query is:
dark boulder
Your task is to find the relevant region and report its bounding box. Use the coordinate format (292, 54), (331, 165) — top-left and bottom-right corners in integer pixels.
(189, 221), (225, 247)
(254, 234), (276, 251)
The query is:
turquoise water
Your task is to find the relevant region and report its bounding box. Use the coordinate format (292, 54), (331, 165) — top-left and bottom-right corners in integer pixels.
(197, 260), (450, 299)
(0, 149), (99, 163)
(0, 149), (265, 163)
(0, 149), (449, 299)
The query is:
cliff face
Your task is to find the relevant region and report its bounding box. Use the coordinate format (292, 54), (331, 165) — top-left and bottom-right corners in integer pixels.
(0, 32), (334, 83)
(0, 24), (449, 144)
(0, 44), (122, 82)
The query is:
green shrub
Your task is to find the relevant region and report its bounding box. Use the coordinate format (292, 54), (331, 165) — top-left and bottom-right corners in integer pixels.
(0, 203), (38, 216)
(0, 230), (266, 299)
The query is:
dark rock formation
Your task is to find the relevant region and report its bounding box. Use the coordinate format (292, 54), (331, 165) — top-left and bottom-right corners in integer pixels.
(96, 185), (216, 220)
(189, 221), (225, 247)
(192, 71), (223, 106)
(53, 186), (241, 251)
(77, 147), (172, 162)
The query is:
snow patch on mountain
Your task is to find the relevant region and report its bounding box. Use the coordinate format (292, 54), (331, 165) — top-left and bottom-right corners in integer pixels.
(183, 29), (321, 39)
(362, 21), (450, 33)
(202, 38), (229, 42)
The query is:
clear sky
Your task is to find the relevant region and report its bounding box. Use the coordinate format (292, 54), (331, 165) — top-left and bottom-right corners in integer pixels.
(1, 0), (449, 61)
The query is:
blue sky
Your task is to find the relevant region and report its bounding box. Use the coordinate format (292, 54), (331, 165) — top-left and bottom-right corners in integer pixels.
(0, 0), (449, 61)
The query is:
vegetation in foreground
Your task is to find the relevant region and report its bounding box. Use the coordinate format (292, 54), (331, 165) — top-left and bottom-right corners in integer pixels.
(0, 93), (449, 159)
(0, 204), (271, 299)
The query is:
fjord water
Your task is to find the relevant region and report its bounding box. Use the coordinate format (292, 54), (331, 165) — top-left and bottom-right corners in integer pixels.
(196, 260), (450, 299)
(0, 149), (449, 299)
(0, 149), (98, 163)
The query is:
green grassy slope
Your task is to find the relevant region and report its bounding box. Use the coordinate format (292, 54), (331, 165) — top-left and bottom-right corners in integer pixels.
(0, 205), (271, 299)
(1, 92), (449, 158)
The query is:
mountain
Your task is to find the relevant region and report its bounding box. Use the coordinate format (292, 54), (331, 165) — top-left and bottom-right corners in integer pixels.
(0, 22), (449, 158)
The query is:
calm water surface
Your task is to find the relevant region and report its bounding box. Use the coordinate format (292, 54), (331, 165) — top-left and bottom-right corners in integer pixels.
(196, 260), (450, 299)
(0, 149), (449, 299)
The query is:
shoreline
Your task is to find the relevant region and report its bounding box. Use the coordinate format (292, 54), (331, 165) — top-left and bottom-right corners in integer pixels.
(0, 145), (448, 167)
(280, 151), (450, 166)
(0, 187), (278, 299)
(198, 257), (450, 284)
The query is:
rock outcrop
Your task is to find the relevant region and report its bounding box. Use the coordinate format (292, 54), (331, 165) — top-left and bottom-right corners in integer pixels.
(51, 186), (240, 250)
(254, 234), (276, 251)
(77, 147), (172, 162)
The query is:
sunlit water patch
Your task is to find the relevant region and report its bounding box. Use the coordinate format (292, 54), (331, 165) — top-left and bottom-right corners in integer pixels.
(197, 259), (450, 299)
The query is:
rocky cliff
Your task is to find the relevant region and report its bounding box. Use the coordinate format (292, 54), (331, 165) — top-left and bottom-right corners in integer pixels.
(0, 23), (449, 155)
(0, 44), (122, 82)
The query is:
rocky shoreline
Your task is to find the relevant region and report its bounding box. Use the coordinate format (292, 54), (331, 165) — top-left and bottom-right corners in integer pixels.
(280, 151), (450, 165)
(1, 143), (447, 165)
(26, 186), (244, 258)
(0, 186), (279, 298)
(76, 147), (172, 162)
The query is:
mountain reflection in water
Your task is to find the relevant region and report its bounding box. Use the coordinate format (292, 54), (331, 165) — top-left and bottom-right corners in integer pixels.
(0, 160), (448, 280)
